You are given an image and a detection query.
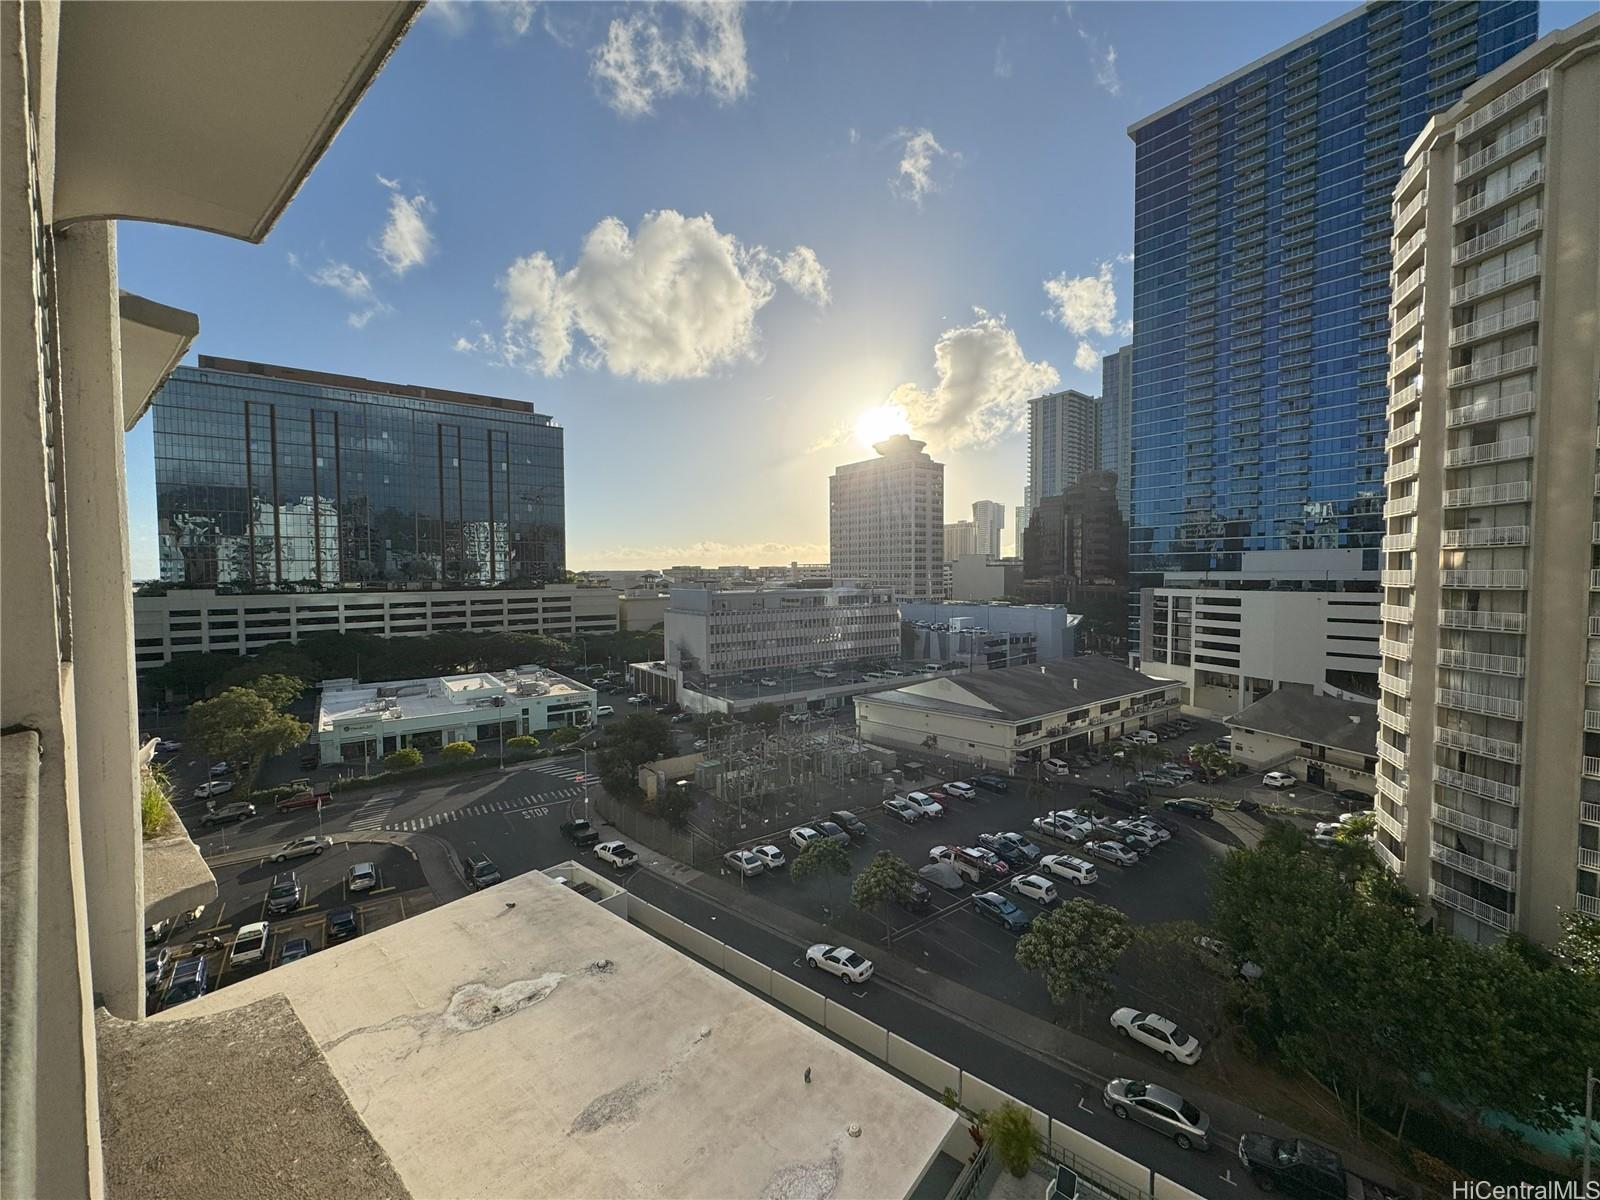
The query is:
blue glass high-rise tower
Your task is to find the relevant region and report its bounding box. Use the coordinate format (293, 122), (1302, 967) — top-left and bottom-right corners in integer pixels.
(1126, 1), (1537, 605)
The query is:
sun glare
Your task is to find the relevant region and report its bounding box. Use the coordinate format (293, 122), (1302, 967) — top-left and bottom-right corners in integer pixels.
(854, 404), (912, 450)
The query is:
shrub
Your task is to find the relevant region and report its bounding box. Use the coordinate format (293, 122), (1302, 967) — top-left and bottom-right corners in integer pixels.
(139, 767), (175, 838)
(384, 747), (423, 770)
(983, 1102), (1041, 1178)
(506, 735), (539, 754)
(551, 726), (583, 746)
(440, 741), (476, 762)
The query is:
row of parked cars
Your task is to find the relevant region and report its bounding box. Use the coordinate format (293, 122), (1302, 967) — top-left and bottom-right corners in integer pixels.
(1031, 802), (1177, 867)
(881, 774), (1009, 824)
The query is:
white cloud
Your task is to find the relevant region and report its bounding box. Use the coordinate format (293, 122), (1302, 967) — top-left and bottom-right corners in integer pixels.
(848, 127), (860, 146)
(294, 257), (389, 329)
(591, 2), (751, 118)
(579, 539), (829, 569)
(994, 38), (1014, 79)
(498, 210), (827, 382)
(1065, 5), (1121, 97)
(1074, 340), (1100, 372)
(888, 310), (1060, 449)
(375, 178), (435, 276)
(1044, 260), (1119, 337)
(421, 0), (542, 40)
(420, 0), (472, 36)
(893, 128), (960, 206)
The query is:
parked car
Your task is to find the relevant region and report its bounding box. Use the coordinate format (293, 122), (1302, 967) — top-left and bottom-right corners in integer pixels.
(978, 831), (1042, 865)
(751, 844), (786, 870)
(790, 826), (823, 850)
(805, 943), (874, 984)
(1033, 814), (1091, 843)
(595, 841), (639, 870)
(1086, 840), (1140, 867)
(1127, 817), (1172, 843)
(1337, 789), (1373, 807)
(1127, 730), (1158, 746)
(1111, 821), (1159, 851)
(724, 849), (765, 877)
(155, 739), (183, 753)
(1102, 790), (1149, 815)
(595, 705), (615, 716)
(1194, 935), (1265, 981)
(275, 785), (331, 813)
(347, 861), (378, 892)
(198, 800), (255, 826)
(815, 820), (852, 847)
(972, 891), (1032, 933)
(1103, 1078), (1211, 1151)
(1010, 873), (1059, 906)
(1163, 797), (1215, 819)
(208, 761), (236, 778)
(1111, 1008), (1203, 1065)
(900, 880), (933, 914)
(266, 872), (303, 915)
(693, 739), (708, 751)
(230, 921), (270, 967)
(1039, 853), (1099, 886)
(903, 791), (945, 819)
(277, 937), (313, 965)
(973, 774), (1010, 793)
(461, 853), (503, 889)
(1237, 1136), (1398, 1199)
(162, 958), (208, 1008)
(943, 780), (977, 800)
(561, 818), (600, 848)
(1041, 757), (1072, 777)
(192, 779), (235, 801)
(882, 797), (923, 825)
(830, 810), (869, 840)
(270, 836), (330, 864)
(1263, 770), (1296, 788)
(326, 908), (359, 941)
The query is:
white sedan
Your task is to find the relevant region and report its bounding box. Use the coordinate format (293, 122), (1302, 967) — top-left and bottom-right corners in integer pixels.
(1262, 771), (1296, 789)
(1111, 1008), (1203, 1065)
(882, 797), (923, 825)
(193, 779), (235, 800)
(724, 849), (765, 878)
(751, 844), (787, 869)
(1085, 839), (1140, 867)
(1010, 873), (1059, 905)
(805, 944), (875, 984)
(1033, 814), (1090, 842)
(790, 826), (822, 850)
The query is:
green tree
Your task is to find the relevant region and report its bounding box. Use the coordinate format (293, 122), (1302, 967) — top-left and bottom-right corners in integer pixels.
(219, 647), (322, 691)
(550, 725), (584, 746)
(1015, 898), (1132, 1024)
(791, 838), (851, 917)
(440, 740), (477, 762)
(982, 1102), (1042, 1178)
(1556, 909), (1600, 980)
(741, 702), (781, 729)
(850, 851), (921, 937)
(657, 785), (693, 829)
(383, 747), (423, 771)
(145, 651), (238, 702)
(594, 712), (674, 799)
(506, 735), (540, 755)
(237, 672), (303, 711)
(185, 686), (309, 799)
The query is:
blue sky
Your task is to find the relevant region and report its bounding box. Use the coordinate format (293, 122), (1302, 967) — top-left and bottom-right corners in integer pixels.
(118, 0), (1582, 574)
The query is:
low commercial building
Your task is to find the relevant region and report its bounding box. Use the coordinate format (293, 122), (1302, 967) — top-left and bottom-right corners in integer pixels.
(1225, 686), (1378, 796)
(314, 665), (596, 762)
(855, 659), (1180, 772)
(617, 593), (669, 631)
(900, 601), (1079, 662)
(1139, 584), (1380, 715)
(629, 658), (956, 718)
(133, 585), (620, 672)
(665, 583), (899, 679)
(948, 554), (1024, 602)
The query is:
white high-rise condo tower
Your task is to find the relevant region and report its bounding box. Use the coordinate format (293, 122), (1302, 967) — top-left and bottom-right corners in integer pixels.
(829, 435), (945, 601)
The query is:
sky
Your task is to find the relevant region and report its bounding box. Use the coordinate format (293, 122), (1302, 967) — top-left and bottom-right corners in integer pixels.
(118, 0), (1583, 575)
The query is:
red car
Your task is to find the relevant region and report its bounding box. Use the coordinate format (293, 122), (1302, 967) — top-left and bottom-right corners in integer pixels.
(924, 788), (950, 803)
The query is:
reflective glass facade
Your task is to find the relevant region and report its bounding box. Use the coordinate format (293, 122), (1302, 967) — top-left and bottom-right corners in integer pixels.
(154, 358), (565, 589)
(1127, 1), (1537, 591)
(1099, 345), (1133, 515)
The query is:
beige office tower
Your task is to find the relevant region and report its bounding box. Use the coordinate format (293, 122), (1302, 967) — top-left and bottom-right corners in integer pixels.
(829, 435), (945, 601)
(1377, 15), (1600, 945)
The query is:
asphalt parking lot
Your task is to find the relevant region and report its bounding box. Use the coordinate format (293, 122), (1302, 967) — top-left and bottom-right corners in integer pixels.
(148, 842), (434, 1012)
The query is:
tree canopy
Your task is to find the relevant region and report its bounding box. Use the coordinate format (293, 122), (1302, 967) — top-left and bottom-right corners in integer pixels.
(594, 712), (674, 799)
(1014, 898), (1132, 1021)
(851, 851), (920, 934)
(185, 688), (308, 796)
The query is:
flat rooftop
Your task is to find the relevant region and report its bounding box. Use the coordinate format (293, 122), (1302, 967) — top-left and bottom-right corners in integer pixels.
(317, 665), (591, 731)
(153, 871), (956, 1199)
(195, 355), (549, 420)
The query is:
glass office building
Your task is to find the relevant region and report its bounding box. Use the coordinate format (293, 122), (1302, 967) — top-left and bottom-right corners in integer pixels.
(1126, 1), (1537, 599)
(1099, 345), (1133, 516)
(153, 357), (565, 590)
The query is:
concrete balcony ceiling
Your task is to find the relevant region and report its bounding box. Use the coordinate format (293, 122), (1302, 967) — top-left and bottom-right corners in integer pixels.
(53, 1), (422, 242)
(118, 292), (198, 431)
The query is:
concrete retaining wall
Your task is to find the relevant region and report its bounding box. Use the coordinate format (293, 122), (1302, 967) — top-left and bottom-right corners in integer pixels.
(722, 945), (771, 993)
(769, 971), (826, 1025)
(1153, 1175), (1209, 1200)
(1050, 1121), (1150, 1194)
(824, 1002), (887, 1060)
(887, 1033), (960, 1096)
(959, 1073), (1011, 1118)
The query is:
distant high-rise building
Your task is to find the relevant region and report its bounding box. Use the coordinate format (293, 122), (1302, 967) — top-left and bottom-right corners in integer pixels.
(829, 435), (944, 601)
(1025, 390), (1100, 533)
(972, 500), (1006, 559)
(154, 357), (566, 589)
(943, 520), (977, 562)
(1022, 470), (1127, 605)
(1014, 505), (1028, 557)
(1126, 0), (1538, 640)
(1377, 14), (1600, 947)
(1099, 346), (1133, 515)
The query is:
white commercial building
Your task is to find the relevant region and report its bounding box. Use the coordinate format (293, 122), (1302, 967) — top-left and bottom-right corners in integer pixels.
(971, 500), (1006, 559)
(665, 584), (899, 679)
(1378, 15), (1600, 945)
(900, 601), (1080, 663)
(855, 658), (1180, 773)
(133, 585), (620, 672)
(315, 665), (597, 762)
(1140, 587), (1382, 716)
(829, 434), (944, 601)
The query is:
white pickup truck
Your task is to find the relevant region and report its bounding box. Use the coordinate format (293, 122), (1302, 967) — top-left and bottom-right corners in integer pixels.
(595, 841), (640, 869)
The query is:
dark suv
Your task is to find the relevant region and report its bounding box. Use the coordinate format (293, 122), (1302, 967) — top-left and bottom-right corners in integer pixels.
(266, 872), (303, 915)
(829, 810), (868, 840)
(463, 854), (502, 890)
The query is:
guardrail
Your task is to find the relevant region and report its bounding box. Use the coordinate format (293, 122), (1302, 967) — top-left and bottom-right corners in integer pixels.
(623, 893), (1208, 1200)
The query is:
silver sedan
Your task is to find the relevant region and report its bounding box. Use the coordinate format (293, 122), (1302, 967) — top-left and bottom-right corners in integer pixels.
(1102, 1078), (1211, 1150)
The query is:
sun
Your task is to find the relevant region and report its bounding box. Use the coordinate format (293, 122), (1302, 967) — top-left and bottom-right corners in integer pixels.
(853, 404), (912, 450)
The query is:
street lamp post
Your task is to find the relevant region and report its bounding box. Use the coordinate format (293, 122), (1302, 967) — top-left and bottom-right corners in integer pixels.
(1584, 1066), (1596, 1189)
